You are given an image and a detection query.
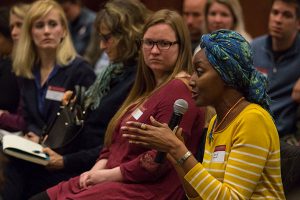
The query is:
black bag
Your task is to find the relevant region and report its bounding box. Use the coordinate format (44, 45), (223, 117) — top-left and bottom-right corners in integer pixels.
(42, 86), (86, 154)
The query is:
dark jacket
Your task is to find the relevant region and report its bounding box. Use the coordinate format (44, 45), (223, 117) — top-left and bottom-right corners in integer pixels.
(0, 58), (25, 131)
(20, 57), (95, 136)
(64, 63), (137, 171)
(1, 60), (137, 200)
(0, 58), (19, 112)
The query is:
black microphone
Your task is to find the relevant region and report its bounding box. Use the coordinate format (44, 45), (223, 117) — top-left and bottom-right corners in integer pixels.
(154, 99), (189, 163)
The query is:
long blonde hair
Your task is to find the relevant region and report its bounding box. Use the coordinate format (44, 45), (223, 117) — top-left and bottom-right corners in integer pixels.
(104, 9), (193, 146)
(10, 3), (31, 19)
(13, 0), (76, 78)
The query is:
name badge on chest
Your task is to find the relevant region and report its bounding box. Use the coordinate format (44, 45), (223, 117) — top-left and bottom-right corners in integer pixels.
(212, 145), (226, 162)
(45, 86), (65, 102)
(131, 108), (143, 120)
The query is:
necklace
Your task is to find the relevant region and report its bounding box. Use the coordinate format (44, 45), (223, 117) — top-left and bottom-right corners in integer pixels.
(209, 97), (245, 143)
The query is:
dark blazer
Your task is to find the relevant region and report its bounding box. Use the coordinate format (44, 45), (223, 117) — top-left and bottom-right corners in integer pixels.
(20, 57), (96, 136)
(0, 58), (25, 131)
(0, 58), (20, 112)
(1, 61), (137, 200)
(1, 57), (96, 199)
(64, 63), (137, 172)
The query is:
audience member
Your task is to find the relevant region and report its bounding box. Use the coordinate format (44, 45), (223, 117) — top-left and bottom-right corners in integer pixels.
(124, 30), (285, 199)
(0, 7), (21, 132)
(83, 29), (108, 72)
(182, 0), (207, 52)
(251, 0), (300, 143)
(0, 3), (31, 132)
(57, 0), (95, 56)
(60, 0), (150, 180)
(9, 3), (31, 43)
(204, 0), (252, 41)
(280, 140), (300, 195)
(251, 0), (300, 195)
(31, 9), (205, 200)
(0, 4), (31, 187)
(0, 0), (96, 199)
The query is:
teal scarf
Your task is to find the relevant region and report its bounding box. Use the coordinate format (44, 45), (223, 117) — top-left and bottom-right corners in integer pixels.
(84, 62), (125, 110)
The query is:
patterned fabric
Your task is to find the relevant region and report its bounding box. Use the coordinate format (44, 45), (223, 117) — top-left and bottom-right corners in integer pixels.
(84, 62), (125, 110)
(200, 29), (270, 112)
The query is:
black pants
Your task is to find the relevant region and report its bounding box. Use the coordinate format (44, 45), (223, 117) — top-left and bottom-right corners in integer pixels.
(0, 153), (78, 200)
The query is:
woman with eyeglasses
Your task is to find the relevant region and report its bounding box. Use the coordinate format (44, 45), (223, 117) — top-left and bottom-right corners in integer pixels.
(15, 0), (148, 199)
(60, 0), (150, 160)
(123, 30), (285, 199)
(31, 9), (205, 200)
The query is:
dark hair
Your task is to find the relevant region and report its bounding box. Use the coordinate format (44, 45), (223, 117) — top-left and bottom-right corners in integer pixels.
(0, 7), (11, 40)
(272, 0), (300, 18)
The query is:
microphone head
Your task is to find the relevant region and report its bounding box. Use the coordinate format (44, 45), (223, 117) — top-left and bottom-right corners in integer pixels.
(174, 99), (188, 115)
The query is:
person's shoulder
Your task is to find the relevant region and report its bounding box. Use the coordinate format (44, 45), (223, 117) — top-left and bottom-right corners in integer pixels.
(81, 7), (96, 23)
(0, 58), (12, 72)
(239, 104), (274, 127)
(64, 57), (95, 76)
(251, 35), (268, 46)
(121, 64), (137, 80)
(295, 33), (300, 45)
(69, 56), (92, 68)
(241, 104), (269, 117)
(166, 78), (190, 90)
(157, 78), (194, 104)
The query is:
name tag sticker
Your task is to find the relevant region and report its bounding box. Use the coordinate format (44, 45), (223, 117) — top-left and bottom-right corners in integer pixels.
(131, 108), (143, 120)
(45, 86), (65, 101)
(212, 145), (226, 162)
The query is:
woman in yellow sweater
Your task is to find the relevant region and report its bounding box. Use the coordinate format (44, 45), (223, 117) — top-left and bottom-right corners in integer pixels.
(122, 29), (285, 199)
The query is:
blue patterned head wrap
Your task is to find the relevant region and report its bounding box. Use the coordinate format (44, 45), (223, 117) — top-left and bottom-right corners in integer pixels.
(200, 29), (270, 112)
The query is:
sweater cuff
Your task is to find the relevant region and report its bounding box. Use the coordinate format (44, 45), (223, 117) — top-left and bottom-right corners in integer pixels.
(184, 162), (204, 182)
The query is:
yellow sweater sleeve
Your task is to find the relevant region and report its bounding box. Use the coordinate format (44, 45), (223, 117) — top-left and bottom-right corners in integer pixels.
(184, 105), (285, 199)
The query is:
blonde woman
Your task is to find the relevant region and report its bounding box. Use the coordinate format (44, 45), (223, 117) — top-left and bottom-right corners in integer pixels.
(204, 0), (252, 42)
(1, 0), (95, 199)
(0, 3), (31, 132)
(9, 3), (31, 42)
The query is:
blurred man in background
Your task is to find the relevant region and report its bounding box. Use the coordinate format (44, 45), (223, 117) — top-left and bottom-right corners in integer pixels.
(182, 0), (207, 52)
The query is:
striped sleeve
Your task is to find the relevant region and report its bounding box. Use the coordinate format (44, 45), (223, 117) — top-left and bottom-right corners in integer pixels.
(184, 106), (285, 199)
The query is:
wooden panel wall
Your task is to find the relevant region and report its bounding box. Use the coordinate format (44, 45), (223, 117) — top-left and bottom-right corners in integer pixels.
(1, 0), (272, 37)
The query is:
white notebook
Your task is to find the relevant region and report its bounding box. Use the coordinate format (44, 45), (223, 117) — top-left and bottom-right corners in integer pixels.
(2, 134), (49, 166)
